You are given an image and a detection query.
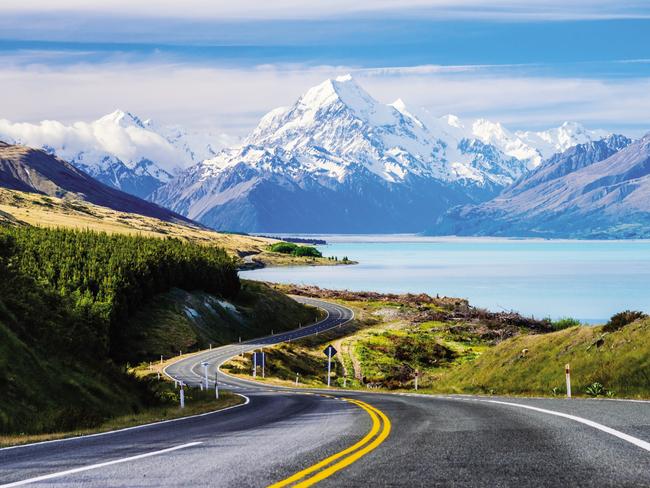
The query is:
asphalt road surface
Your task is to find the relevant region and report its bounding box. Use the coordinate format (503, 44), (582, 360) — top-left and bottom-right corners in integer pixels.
(1, 297), (649, 487)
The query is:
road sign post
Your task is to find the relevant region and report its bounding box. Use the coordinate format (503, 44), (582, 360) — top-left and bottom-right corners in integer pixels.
(565, 363), (572, 398)
(323, 345), (338, 387)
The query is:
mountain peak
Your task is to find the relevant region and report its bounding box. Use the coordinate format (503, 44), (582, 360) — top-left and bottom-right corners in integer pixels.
(97, 110), (146, 128)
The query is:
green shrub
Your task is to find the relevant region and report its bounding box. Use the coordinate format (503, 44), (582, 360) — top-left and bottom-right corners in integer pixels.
(603, 310), (647, 332)
(268, 242), (298, 254)
(552, 317), (581, 330)
(292, 246), (322, 258)
(268, 241), (322, 258)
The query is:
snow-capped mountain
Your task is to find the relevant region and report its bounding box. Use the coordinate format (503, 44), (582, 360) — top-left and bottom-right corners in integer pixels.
(0, 111), (234, 199)
(151, 75), (614, 233)
(431, 134), (646, 238)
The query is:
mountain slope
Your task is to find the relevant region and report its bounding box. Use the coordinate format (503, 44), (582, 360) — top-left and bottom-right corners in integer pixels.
(0, 141), (194, 224)
(0, 111), (233, 199)
(431, 134), (650, 238)
(153, 75), (604, 233)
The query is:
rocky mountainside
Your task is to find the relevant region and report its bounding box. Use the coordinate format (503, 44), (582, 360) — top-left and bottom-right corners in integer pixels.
(0, 141), (194, 224)
(431, 134), (650, 238)
(0, 111), (232, 199)
(151, 75), (609, 232)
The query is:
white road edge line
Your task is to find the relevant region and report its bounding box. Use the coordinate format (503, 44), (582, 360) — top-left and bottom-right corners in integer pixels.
(0, 395), (250, 452)
(483, 399), (650, 453)
(0, 442), (203, 488)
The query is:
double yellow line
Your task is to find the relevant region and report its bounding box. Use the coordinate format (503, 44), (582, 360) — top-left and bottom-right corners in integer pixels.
(268, 397), (391, 487)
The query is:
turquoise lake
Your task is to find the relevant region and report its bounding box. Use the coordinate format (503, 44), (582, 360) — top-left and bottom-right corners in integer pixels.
(240, 235), (650, 322)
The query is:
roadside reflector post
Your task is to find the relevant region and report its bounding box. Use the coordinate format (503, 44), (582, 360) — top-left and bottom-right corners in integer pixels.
(149, 361), (152, 371)
(565, 363), (572, 398)
(179, 382), (185, 408)
(295, 373), (299, 386)
(253, 351), (257, 378)
(201, 361), (210, 390)
(157, 371), (161, 380)
(262, 351), (266, 379)
(160, 354), (163, 365)
(179, 350), (182, 357)
(215, 370), (219, 400)
(415, 370), (419, 391)
(174, 379), (178, 389)
(209, 343), (212, 350)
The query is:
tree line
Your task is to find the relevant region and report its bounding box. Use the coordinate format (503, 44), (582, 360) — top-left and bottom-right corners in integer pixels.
(0, 226), (240, 360)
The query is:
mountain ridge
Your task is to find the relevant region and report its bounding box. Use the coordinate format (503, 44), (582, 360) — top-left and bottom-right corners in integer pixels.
(0, 141), (196, 225)
(151, 75), (612, 232)
(431, 134), (650, 238)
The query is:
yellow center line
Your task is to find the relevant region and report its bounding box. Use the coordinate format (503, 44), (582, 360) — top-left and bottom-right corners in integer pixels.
(268, 398), (391, 488)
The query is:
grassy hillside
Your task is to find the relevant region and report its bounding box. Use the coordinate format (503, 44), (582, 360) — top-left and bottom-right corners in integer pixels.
(0, 188), (346, 267)
(224, 286), (650, 399)
(0, 226), (318, 435)
(120, 281), (322, 363)
(432, 319), (650, 398)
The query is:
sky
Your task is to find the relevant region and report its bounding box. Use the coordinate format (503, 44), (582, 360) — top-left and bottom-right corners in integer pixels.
(1, 1), (649, 137)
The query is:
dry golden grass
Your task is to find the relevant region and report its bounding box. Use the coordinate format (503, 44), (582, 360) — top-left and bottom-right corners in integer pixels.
(0, 188), (345, 267)
(0, 188), (273, 254)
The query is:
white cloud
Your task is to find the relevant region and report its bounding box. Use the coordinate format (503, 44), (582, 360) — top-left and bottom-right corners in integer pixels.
(1, 0), (648, 21)
(0, 62), (648, 139)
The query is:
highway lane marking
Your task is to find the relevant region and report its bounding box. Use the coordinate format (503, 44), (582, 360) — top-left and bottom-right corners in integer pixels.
(0, 442), (202, 487)
(483, 400), (650, 453)
(268, 398), (391, 488)
(0, 395), (249, 452)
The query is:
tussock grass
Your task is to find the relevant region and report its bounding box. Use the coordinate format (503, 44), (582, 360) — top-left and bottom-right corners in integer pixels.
(431, 319), (650, 398)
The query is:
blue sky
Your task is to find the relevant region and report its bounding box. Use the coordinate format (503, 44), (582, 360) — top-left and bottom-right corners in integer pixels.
(1, 1), (649, 136)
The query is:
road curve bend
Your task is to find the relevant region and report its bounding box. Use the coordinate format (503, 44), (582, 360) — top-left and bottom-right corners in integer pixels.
(2, 297), (650, 487)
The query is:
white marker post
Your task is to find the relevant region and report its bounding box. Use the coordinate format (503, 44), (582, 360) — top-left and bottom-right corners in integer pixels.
(215, 370), (219, 400)
(209, 343), (212, 350)
(253, 352), (257, 378)
(160, 355), (163, 365)
(295, 373), (299, 387)
(179, 382), (185, 408)
(202, 361), (210, 390)
(261, 351), (265, 379)
(565, 363), (572, 398)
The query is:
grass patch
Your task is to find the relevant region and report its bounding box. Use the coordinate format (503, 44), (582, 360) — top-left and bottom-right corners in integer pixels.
(0, 386), (243, 448)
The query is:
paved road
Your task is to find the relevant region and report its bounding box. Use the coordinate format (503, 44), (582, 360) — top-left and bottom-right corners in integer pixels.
(1, 297), (649, 487)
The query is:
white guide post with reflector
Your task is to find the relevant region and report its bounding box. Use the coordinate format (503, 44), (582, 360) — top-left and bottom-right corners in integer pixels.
(201, 361), (210, 390)
(565, 363), (572, 398)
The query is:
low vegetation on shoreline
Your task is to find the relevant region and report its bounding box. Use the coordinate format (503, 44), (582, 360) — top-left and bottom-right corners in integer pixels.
(223, 284), (650, 399)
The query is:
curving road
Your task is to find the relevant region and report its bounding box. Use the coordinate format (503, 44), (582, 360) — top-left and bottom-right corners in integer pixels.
(1, 297), (650, 487)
